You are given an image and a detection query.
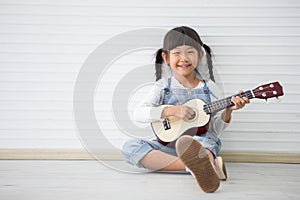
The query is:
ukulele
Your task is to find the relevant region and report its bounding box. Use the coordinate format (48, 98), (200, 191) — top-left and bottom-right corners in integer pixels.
(151, 82), (284, 142)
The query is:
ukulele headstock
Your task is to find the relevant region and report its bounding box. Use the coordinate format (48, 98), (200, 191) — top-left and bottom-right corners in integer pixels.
(252, 82), (284, 100)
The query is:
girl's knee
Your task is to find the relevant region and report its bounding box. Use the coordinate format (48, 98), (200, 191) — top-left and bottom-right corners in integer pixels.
(121, 139), (140, 157)
(121, 139), (159, 168)
(121, 139), (147, 166)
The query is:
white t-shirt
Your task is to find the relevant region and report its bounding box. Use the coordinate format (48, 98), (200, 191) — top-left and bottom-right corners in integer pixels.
(133, 77), (230, 137)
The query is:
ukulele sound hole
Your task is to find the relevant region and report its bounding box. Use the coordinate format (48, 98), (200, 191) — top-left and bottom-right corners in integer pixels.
(187, 110), (197, 122)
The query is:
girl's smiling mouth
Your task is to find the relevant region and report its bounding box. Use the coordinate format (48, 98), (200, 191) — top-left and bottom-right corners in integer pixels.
(177, 64), (192, 69)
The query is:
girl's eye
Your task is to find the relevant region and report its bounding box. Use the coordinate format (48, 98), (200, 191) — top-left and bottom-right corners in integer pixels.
(170, 49), (196, 55)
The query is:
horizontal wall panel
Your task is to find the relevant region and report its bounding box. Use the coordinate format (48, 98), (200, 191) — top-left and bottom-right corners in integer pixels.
(1, 16), (300, 27)
(1, 0), (299, 6)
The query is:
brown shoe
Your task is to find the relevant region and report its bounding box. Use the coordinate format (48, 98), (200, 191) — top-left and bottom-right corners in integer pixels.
(176, 135), (220, 193)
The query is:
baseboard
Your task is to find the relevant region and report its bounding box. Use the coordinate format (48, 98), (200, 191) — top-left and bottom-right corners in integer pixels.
(0, 149), (120, 160)
(0, 149), (299, 164)
(219, 152), (300, 164)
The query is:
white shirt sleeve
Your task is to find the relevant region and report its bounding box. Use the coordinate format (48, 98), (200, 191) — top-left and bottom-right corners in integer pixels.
(133, 78), (168, 123)
(206, 80), (231, 136)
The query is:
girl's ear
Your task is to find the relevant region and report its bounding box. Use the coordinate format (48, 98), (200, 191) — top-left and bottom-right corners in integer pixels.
(161, 52), (170, 65)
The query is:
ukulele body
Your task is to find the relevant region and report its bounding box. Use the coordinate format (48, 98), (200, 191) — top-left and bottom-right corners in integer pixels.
(151, 99), (211, 142)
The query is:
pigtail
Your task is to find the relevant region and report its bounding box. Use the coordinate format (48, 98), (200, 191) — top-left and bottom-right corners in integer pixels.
(202, 44), (215, 82)
(155, 48), (164, 81)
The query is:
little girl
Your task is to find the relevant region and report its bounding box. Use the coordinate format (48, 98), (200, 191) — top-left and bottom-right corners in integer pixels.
(121, 26), (249, 193)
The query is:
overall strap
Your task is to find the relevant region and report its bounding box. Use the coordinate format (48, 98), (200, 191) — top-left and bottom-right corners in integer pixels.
(156, 78), (172, 106)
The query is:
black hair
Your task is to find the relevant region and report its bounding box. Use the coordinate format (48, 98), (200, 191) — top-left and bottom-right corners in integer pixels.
(155, 26), (215, 82)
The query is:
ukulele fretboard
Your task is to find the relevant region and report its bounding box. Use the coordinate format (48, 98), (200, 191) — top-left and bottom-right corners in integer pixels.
(203, 90), (253, 114)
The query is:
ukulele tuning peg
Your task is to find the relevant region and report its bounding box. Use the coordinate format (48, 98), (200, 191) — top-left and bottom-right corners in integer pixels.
(265, 99), (270, 104)
(276, 97), (282, 103)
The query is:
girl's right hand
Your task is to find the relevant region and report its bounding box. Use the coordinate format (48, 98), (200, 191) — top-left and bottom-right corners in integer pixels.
(167, 105), (196, 121)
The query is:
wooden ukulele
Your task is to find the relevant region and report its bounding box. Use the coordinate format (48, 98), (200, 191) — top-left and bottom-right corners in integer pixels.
(151, 82), (284, 142)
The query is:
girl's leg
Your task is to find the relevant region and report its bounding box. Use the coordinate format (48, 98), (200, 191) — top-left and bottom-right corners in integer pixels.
(140, 148), (216, 171)
(140, 150), (186, 171)
(175, 135), (220, 193)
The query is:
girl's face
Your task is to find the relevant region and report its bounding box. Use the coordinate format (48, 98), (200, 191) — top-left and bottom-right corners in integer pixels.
(163, 45), (201, 78)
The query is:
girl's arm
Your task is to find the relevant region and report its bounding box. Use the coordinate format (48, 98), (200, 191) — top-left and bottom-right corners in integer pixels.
(209, 92), (250, 136)
(206, 82), (249, 136)
(222, 91), (250, 123)
(133, 79), (167, 123)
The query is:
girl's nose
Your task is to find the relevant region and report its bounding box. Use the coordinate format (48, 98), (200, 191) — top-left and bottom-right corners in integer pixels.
(180, 53), (188, 61)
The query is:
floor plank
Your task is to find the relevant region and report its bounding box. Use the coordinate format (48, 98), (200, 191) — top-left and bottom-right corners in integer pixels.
(0, 161), (299, 200)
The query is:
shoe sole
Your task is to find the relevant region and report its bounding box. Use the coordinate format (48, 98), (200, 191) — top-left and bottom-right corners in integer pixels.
(176, 136), (220, 193)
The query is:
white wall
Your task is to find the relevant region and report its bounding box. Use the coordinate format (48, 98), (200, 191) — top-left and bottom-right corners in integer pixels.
(0, 0), (299, 153)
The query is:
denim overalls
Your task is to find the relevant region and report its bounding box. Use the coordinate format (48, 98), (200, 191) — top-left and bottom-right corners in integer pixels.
(121, 78), (222, 168)
(157, 77), (212, 106)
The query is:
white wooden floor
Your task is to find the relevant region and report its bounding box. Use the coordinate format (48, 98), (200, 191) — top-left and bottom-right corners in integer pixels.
(0, 160), (299, 200)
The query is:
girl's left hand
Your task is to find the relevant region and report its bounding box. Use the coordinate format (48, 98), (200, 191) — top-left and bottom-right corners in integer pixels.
(229, 90), (250, 110)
